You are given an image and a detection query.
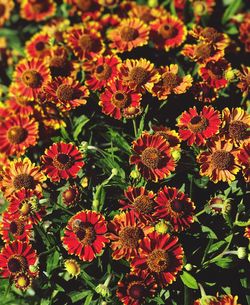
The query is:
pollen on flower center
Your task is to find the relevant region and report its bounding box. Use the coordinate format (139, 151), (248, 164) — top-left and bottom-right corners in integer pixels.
(171, 199), (184, 213)
(188, 115), (208, 133)
(159, 24), (178, 40)
(229, 121), (248, 141)
(13, 174), (35, 190)
(119, 226), (143, 248)
(74, 223), (96, 245)
(9, 221), (25, 235)
(133, 195), (154, 214)
(162, 72), (181, 89)
(195, 43), (212, 60)
(141, 147), (160, 169)
(56, 84), (75, 101)
(19, 201), (32, 216)
(130, 67), (149, 85)
(76, 0), (92, 11)
(52, 153), (73, 170)
(7, 126), (28, 144)
(111, 91), (128, 108)
(147, 249), (169, 273)
(7, 256), (26, 273)
(22, 70), (42, 88)
(127, 281), (146, 299)
(95, 64), (112, 80)
(120, 26), (139, 42)
(79, 34), (96, 51)
(32, 1), (49, 13)
(201, 27), (219, 41)
(212, 150), (234, 170)
(207, 62), (223, 76)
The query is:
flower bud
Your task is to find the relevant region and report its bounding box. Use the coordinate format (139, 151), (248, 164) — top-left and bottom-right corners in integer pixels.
(95, 284), (111, 297)
(155, 220), (168, 234)
(237, 247), (247, 260)
(185, 263), (193, 271)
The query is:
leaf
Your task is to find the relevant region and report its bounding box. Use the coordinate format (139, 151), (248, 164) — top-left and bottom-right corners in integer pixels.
(46, 251), (60, 274)
(201, 226), (218, 239)
(222, 0), (242, 24)
(215, 256), (234, 268)
(180, 271), (199, 289)
(69, 290), (92, 303)
(84, 294), (93, 305)
(73, 115), (90, 141)
(208, 241), (227, 255)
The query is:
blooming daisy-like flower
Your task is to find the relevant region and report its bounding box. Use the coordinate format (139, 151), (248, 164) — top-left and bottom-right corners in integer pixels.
(62, 184), (81, 206)
(85, 55), (121, 90)
(99, 78), (142, 120)
(221, 107), (250, 146)
(239, 19), (250, 53)
(130, 132), (176, 182)
(0, 241), (38, 278)
(25, 32), (51, 59)
(177, 106), (221, 146)
(0, 158), (46, 199)
(0, 0), (14, 27)
(154, 186), (195, 232)
(43, 77), (89, 111)
(0, 212), (33, 242)
(197, 137), (240, 183)
(0, 115), (39, 156)
(65, 25), (105, 61)
(191, 82), (218, 103)
(20, 0), (56, 22)
(194, 294), (241, 305)
(66, 0), (102, 21)
(237, 143), (250, 183)
(131, 231), (183, 286)
(64, 259), (81, 278)
(152, 64), (192, 100)
(107, 18), (149, 53)
(236, 66), (250, 97)
(62, 210), (109, 262)
(116, 270), (157, 305)
(6, 96), (34, 116)
(128, 3), (165, 24)
(150, 14), (187, 51)
(8, 188), (44, 224)
(14, 272), (33, 291)
(41, 142), (84, 182)
(119, 59), (160, 93)
(119, 186), (156, 223)
(12, 58), (51, 100)
(199, 58), (231, 89)
(107, 210), (154, 260)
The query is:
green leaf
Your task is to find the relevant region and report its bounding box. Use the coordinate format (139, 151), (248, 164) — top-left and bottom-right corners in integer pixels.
(222, 0), (242, 24)
(69, 290), (92, 303)
(84, 294), (93, 305)
(201, 226), (218, 239)
(73, 115), (90, 141)
(215, 256), (234, 268)
(208, 241), (227, 255)
(46, 251), (60, 274)
(180, 271), (199, 289)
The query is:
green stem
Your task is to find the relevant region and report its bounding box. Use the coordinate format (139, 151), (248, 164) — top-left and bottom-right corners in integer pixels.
(39, 246), (56, 257)
(195, 209), (207, 217)
(55, 202), (74, 216)
(132, 119), (138, 138)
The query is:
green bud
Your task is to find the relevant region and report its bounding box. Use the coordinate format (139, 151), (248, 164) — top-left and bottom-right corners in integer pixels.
(111, 168), (118, 176)
(184, 263), (193, 271)
(148, 0), (158, 7)
(155, 220), (168, 234)
(130, 169), (140, 179)
(237, 247), (247, 259)
(95, 284), (111, 297)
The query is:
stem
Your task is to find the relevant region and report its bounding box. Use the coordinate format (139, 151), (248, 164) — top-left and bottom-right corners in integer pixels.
(39, 246), (56, 257)
(55, 202), (74, 216)
(132, 119), (138, 138)
(198, 283), (206, 298)
(195, 209), (207, 217)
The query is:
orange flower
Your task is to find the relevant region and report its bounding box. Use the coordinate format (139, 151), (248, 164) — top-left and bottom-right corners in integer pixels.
(0, 0), (14, 27)
(20, 0), (56, 22)
(152, 64), (192, 100)
(65, 0), (102, 21)
(237, 142), (250, 183)
(152, 125), (181, 151)
(6, 96), (35, 116)
(107, 18), (149, 52)
(128, 3), (166, 24)
(25, 32), (51, 59)
(239, 19), (250, 52)
(237, 65), (250, 97)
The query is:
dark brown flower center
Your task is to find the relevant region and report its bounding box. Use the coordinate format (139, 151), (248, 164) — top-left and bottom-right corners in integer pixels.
(147, 249), (169, 273)
(119, 226), (143, 248)
(130, 67), (149, 85)
(79, 34), (96, 51)
(9, 220), (25, 235)
(56, 84), (75, 101)
(141, 147), (160, 169)
(127, 281), (146, 300)
(0, 4), (6, 17)
(162, 72), (181, 89)
(95, 64), (112, 81)
(7, 126), (28, 144)
(141, 11), (154, 23)
(111, 91), (128, 108)
(207, 61), (224, 76)
(22, 70), (42, 88)
(159, 24), (178, 40)
(200, 27), (219, 42)
(133, 195), (154, 214)
(229, 121), (248, 141)
(7, 256), (26, 273)
(76, 0), (93, 11)
(211, 150), (234, 170)
(52, 153), (73, 170)
(13, 174), (34, 190)
(49, 57), (71, 77)
(32, 0), (49, 13)
(171, 199), (184, 213)
(35, 41), (45, 51)
(188, 115), (208, 133)
(73, 221), (96, 245)
(120, 26), (139, 42)
(195, 43), (212, 60)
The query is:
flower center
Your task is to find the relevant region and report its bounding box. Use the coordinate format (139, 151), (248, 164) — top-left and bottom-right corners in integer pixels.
(147, 249), (169, 273)
(120, 26), (139, 41)
(64, 189), (77, 203)
(141, 11), (154, 23)
(15, 273), (31, 289)
(74, 222), (96, 245)
(76, 0), (93, 11)
(49, 57), (70, 77)
(207, 62), (223, 76)
(211, 150), (234, 170)
(9, 220), (25, 235)
(56, 84), (75, 101)
(188, 115), (208, 133)
(133, 195), (154, 214)
(129, 67), (149, 85)
(0, 4), (6, 17)
(195, 43), (212, 60)
(95, 64), (112, 81)
(35, 41), (45, 51)
(193, 1), (207, 16)
(52, 153), (73, 170)
(171, 199), (184, 213)
(32, 0), (49, 13)
(200, 27), (219, 42)
(13, 174), (35, 190)
(141, 147), (160, 169)
(229, 121), (248, 141)
(19, 200), (32, 216)
(119, 226), (143, 248)
(7, 256), (26, 273)
(162, 72), (181, 89)
(111, 91), (128, 108)
(7, 126), (28, 144)
(79, 34), (96, 51)
(159, 24), (178, 40)
(127, 281), (146, 300)
(22, 70), (42, 88)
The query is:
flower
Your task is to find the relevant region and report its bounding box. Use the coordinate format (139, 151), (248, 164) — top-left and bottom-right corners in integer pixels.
(0, 241), (37, 278)
(85, 55), (121, 90)
(239, 19), (250, 52)
(154, 186), (195, 232)
(64, 259), (81, 278)
(191, 0), (216, 21)
(131, 231), (183, 286)
(0, 0), (14, 27)
(237, 142), (250, 183)
(0, 158), (46, 199)
(130, 132), (176, 182)
(99, 78), (142, 120)
(62, 184), (81, 206)
(117, 270), (157, 305)
(119, 186), (156, 223)
(191, 82), (218, 103)
(0, 115), (39, 156)
(177, 106), (221, 146)
(12, 58), (51, 100)
(194, 294), (241, 305)
(107, 210), (154, 260)
(6, 96), (35, 116)
(236, 66), (250, 97)
(221, 107), (250, 145)
(43, 77), (89, 111)
(41, 142), (84, 182)
(25, 32), (51, 59)
(207, 196), (232, 215)
(14, 272), (33, 291)
(66, 0), (102, 21)
(197, 137), (240, 183)
(152, 64), (192, 100)
(62, 210), (109, 262)
(152, 125), (181, 150)
(20, 0), (56, 22)
(107, 18), (149, 52)
(150, 14), (187, 51)
(128, 3), (164, 24)
(119, 58), (160, 93)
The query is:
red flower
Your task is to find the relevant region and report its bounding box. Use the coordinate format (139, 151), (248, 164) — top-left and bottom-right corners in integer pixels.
(177, 106), (221, 146)
(131, 231), (183, 286)
(237, 142), (250, 183)
(25, 32), (51, 59)
(130, 132), (176, 182)
(41, 142), (84, 182)
(191, 82), (218, 103)
(20, 0), (56, 22)
(62, 210), (109, 262)
(6, 96), (35, 116)
(154, 186), (195, 232)
(0, 241), (38, 278)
